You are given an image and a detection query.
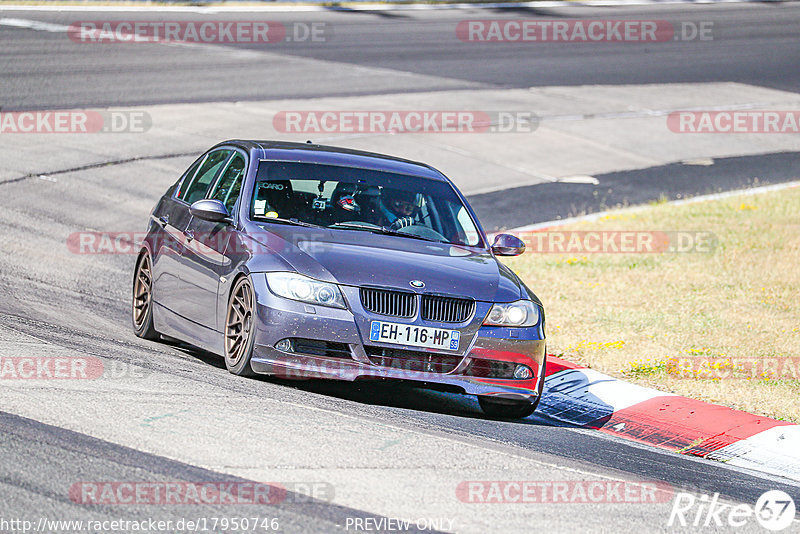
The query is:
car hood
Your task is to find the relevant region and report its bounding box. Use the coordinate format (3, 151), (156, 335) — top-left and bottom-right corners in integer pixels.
(246, 225), (523, 302)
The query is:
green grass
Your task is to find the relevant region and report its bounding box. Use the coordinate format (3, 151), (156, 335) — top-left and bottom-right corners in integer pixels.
(503, 185), (800, 422)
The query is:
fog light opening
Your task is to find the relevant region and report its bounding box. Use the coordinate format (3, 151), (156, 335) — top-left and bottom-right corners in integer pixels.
(514, 365), (533, 380)
(275, 339), (293, 352)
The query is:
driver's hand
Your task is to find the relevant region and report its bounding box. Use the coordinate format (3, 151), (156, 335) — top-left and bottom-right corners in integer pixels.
(390, 217), (415, 230)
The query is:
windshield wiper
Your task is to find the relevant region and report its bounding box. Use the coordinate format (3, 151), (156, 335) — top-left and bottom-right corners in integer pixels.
(328, 222), (380, 232)
(329, 222), (443, 243)
(256, 217), (324, 229)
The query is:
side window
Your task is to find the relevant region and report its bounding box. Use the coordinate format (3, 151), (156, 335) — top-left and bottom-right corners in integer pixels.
(179, 149), (232, 204)
(174, 158), (202, 199)
(209, 153), (246, 213)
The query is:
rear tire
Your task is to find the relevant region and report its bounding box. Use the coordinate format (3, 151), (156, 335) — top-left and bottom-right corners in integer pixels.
(224, 276), (257, 377)
(132, 251), (160, 340)
(478, 396), (536, 419)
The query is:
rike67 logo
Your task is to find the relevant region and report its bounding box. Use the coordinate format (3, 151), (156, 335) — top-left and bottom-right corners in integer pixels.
(668, 490), (796, 531)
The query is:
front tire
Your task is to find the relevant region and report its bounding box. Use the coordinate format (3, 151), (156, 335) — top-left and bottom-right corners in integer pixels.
(132, 251), (160, 340)
(478, 396), (536, 420)
(224, 276), (257, 376)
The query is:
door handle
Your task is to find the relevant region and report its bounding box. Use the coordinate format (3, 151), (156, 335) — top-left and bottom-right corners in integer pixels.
(158, 215), (169, 228)
(185, 229), (195, 243)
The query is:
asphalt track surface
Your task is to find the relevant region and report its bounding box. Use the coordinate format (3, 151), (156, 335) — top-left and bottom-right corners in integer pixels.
(1, 4), (800, 109)
(1, 3), (800, 532)
(471, 151), (800, 230)
(0, 411), (419, 534)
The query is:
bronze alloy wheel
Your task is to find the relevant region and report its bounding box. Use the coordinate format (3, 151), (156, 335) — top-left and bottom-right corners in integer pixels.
(224, 276), (256, 376)
(132, 252), (159, 339)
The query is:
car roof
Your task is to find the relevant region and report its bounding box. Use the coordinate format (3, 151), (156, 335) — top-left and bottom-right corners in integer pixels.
(213, 140), (449, 182)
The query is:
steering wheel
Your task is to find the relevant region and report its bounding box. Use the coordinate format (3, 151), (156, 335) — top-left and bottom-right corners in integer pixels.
(389, 217), (415, 231)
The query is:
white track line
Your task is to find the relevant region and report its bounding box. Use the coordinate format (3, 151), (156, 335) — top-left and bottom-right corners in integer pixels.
(0, 0), (773, 13)
(0, 17), (69, 32)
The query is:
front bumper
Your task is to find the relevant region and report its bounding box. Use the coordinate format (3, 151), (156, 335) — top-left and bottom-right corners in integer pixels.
(248, 274), (546, 403)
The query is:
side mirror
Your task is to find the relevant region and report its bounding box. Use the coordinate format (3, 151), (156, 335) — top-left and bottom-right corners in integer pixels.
(190, 199), (232, 224)
(491, 233), (526, 256)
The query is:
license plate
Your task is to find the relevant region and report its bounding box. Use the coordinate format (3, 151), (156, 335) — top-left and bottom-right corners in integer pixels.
(369, 321), (460, 351)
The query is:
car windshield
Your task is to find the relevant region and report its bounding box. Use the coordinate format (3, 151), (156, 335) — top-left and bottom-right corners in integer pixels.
(251, 161), (484, 247)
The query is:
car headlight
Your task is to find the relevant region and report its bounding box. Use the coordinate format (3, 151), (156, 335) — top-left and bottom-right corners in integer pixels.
(266, 272), (346, 309)
(483, 300), (539, 327)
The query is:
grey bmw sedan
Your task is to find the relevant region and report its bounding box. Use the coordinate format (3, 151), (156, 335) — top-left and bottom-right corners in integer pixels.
(133, 140), (546, 418)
